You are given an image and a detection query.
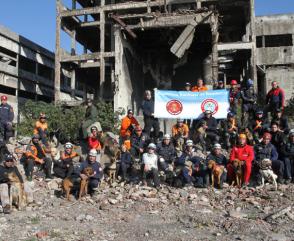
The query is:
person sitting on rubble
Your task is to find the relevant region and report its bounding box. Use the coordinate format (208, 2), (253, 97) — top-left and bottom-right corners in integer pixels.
(228, 80), (241, 115)
(198, 110), (219, 146)
(53, 142), (81, 179)
(78, 149), (103, 194)
(33, 113), (49, 148)
(142, 143), (160, 188)
(280, 130), (294, 183)
(81, 99), (98, 140)
(228, 134), (254, 187)
(206, 143), (228, 188)
(220, 112), (239, 149)
(88, 126), (102, 153)
(21, 134), (53, 181)
(0, 154), (24, 214)
(253, 132), (285, 184)
(240, 79), (257, 127)
(191, 78), (208, 92)
(172, 119), (189, 152)
(120, 109), (140, 143)
(130, 126), (146, 159)
(156, 134), (176, 172)
(250, 110), (269, 144)
(271, 108), (290, 134)
(270, 121), (286, 153)
(175, 140), (205, 187)
(192, 120), (208, 153)
(116, 144), (132, 183)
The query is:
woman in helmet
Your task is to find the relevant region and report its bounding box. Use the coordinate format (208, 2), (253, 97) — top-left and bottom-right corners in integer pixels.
(53, 142), (81, 179)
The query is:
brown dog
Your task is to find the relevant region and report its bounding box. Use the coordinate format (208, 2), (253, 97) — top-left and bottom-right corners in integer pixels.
(231, 159), (243, 188)
(207, 160), (224, 188)
(78, 167), (94, 200)
(107, 157), (117, 184)
(62, 177), (74, 201)
(8, 172), (27, 210)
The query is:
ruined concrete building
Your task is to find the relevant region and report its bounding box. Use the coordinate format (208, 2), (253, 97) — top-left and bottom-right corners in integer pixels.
(55, 0), (259, 113)
(0, 24), (88, 120)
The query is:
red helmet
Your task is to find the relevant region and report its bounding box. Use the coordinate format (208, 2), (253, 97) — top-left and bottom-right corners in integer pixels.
(231, 80), (238, 85)
(1, 95), (7, 101)
(263, 132), (272, 140)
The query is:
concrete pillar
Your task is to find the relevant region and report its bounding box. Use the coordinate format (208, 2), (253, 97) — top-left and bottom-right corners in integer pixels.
(55, 0), (61, 104)
(99, 0), (105, 100)
(250, 0), (258, 91)
(211, 14), (219, 85)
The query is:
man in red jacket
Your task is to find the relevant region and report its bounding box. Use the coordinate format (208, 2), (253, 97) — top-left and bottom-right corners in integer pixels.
(264, 81), (285, 118)
(228, 134), (254, 186)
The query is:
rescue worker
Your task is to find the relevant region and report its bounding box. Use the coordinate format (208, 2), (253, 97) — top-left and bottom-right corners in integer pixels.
(33, 113), (49, 147)
(254, 132), (284, 184)
(22, 134), (52, 181)
(264, 81), (285, 118)
(172, 119), (189, 140)
(214, 80), (225, 90)
(130, 126), (146, 158)
(228, 134), (254, 186)
(192, 120), (208, 153)
(88, 126), (102, 152)
(280, 130), (294, 183)
(0, 95), (14, 142)
(229, 80), (240, 115)
(198, 110), (219, 145)
(53, 142), (81, 179)
(250, 110), (269, 143)
(270, 122), (285, 153)
(141, 90), (160, 141)
(156, 134), (176, 171)
(272, 108), (290, 134)
(81, 99), (98, 139)
(191, 78), (208, 92)
(116, 144), (132, 182)
(176, 140), (205, 187)
(120, 109), (140, 142)
(220, 112), (239, 149)
(206, 143), (228, 187)
(79, 149), (103, 193)
(0, 154), (24, 214)
(241, 79), (257, 127)
(142, 143), (160, 188)
(184, 82), (192, 91)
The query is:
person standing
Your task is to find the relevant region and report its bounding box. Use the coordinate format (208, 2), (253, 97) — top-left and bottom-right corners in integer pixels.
(0, 95), (14, 142)
(264, 81), (285, 118)
(141, 90), (160, 141)
(191, 78), (208, 92)
(81, 99), (98, 139)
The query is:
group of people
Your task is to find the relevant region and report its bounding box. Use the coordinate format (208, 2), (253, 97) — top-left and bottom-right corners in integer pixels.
(0, 77), (293, 213)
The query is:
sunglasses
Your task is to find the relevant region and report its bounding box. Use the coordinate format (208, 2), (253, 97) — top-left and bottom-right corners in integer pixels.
(5, 159), (14, 162)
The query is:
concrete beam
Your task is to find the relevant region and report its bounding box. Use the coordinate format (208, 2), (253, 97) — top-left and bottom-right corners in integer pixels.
(60, 52), (115, 62)
(217, 42), (253, 51)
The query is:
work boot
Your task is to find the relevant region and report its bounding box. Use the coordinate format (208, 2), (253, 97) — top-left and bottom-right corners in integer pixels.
(284, 178), (291, 185)
(3, 205), (11, 214)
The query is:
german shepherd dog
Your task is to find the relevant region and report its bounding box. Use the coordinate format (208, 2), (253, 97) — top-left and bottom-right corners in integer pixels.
(8, 172), (27, 210)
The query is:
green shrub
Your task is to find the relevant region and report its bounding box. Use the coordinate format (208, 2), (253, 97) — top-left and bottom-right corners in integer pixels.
(17, 100), (120, 141)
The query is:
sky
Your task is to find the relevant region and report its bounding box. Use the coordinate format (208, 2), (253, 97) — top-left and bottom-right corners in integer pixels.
(0, 0), (293, 52)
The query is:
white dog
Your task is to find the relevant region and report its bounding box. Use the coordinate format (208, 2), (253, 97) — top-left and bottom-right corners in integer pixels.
(258, 159), (278, 191)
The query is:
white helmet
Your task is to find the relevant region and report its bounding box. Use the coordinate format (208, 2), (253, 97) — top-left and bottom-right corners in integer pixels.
(213, 143), (222, 149)
(148, 143), (156, 149)
(186, 140), (193, 146)
(163, 134), (171, 140)
(289, 129), (294, 136)
(64, 142), (73, 149)
(89, 149), (98, 157)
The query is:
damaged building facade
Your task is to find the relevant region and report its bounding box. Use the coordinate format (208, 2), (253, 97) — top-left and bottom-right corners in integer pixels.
(55, 0), (258, 113)
(0, 24), (86, 121)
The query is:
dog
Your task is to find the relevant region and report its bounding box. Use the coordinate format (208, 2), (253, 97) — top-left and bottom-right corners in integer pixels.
(7, 172), (27, 210)
(258, 159), (278, 191)
(231, 159), (243, 188)
(78, 167), (94, 200)
(62, 177), (74, 201)
(50, 148), (60, 162)
(207, 160), (224, 188)
(107, 157), (117, 184)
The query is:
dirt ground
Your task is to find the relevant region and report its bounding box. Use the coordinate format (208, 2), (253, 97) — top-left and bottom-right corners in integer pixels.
(1, 178), (294, 241)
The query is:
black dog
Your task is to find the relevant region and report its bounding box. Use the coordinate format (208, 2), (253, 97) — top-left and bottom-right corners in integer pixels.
(0, 139), (10, 163)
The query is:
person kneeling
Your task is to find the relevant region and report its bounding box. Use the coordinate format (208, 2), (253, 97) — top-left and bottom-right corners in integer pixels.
(142, 143), (160, 188)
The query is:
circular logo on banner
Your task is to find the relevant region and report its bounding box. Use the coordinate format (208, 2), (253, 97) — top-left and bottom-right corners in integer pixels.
(166, 100), (183, 115)
(201, 98), (219, 115)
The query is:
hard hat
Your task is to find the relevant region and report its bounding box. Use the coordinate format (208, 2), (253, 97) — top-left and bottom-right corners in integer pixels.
(1, 95), (7, 101)
(177, 119), (184, 123)
(213, 143), (222, 149)
(148, 143), (156, 149)
(89, 149), (98, 157)
(231, 80), (238, 85)
(4, 154), (14, 162)
(32, 134), (40, 139)
(163, 134), (171, 140)
(127, 109), (133, 114)
(186, 140), (193, 146)
(64, 142), (73, 149)
(247, 79), (254, 86)
(39, 113), (46, 119)
(239, 134), (247, 140)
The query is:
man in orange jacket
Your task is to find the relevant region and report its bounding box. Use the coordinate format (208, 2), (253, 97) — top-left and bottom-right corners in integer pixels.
(120, 110), (140, 141)
(34, 113), (49, 147)
(228, 134), (254, 186)
(21, 134), (52, 181)
(191, 78), (208, 92)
